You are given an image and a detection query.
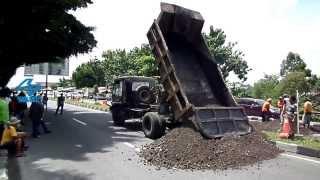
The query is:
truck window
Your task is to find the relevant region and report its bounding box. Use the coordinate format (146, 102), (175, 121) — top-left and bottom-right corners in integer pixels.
(112, 81), (123, 102)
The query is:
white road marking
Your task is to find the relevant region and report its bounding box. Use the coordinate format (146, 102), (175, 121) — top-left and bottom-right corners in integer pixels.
(281, 153), (320, 165)
(123, 142), (141, 152)
(123, 142), (135, 148)
(0, 169), (8, 180)
(72, 118), (87, 126)
(75, 144), (83, 148)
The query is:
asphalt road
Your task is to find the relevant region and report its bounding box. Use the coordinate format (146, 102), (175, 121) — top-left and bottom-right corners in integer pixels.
(8, 101), (320, 180)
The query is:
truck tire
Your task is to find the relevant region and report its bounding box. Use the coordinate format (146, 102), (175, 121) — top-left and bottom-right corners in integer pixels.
(111, 108), (126, 126)
(137, 86), (155, 104)
(142, 112), (165, 139)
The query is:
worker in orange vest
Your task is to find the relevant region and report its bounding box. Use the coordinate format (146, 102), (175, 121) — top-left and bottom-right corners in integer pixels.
(262, 98), (272, 122)
(302, 99), (313, 128)
(277, 96), (285, 124)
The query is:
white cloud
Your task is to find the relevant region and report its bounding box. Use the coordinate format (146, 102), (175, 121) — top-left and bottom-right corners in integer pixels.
(8, 0), (320, 87)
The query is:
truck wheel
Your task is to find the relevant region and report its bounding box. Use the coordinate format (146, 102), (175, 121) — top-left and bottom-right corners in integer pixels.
(142, 112), (165, 139)
(111, 108), (126, 126)
(137, 86), (155, 104)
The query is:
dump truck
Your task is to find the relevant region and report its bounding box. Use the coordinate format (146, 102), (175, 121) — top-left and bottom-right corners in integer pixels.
(110, 3), (251, 139)
(146, 3), (252, 139)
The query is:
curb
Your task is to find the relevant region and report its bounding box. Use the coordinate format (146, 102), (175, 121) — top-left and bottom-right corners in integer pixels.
(64, 102), (109, 113)
(271, 141), (320, 158)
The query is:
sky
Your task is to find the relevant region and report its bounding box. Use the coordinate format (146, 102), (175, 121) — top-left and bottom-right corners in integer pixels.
(7, 0), (320, 87)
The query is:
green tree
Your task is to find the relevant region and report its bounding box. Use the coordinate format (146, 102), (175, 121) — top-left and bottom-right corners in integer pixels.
(129, 44), (157, 77)
(204, 26), (251, 81)
(314, 76), (320, 92)
(72, 59), (105, 88)
(277, 72), (311, 96)
(0, 0), (97, 87)
(228, 82), (253, 98)
(102, 49), (136, 84)
(308, 75), (319, 91)
(58, 77), (73, 87)
(252, 75), (280, 99)
(102, 44), (157, 84)
(280, 52), (311, 76)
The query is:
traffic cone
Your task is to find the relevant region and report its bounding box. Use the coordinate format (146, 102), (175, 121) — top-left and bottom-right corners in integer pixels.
(278, 117), (294, 139)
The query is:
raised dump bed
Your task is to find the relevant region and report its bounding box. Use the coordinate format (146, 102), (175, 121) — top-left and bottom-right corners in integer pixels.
(147, 3), (252, 138)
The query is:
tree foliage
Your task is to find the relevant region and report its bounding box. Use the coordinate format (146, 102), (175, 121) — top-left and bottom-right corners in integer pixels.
(72, 59), (105, 88)
(102, 44), (157, 84)
(57, 77), (73, 88)
(228, 82), (253, 98)
(77, 26), (250, 86)
(0, 0), (97, 87)
(280, 52), (311, 76)
(102, 49), (136, 84)
(204, 26), (251, 81)
(252, 75), (280, 99)
(129, 44), (157, 77)
(277, 72), (310, 96)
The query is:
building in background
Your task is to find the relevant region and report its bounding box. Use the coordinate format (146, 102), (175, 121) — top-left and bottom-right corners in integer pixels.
(25, 60), (69, 76)
(22, 60), (70, 87)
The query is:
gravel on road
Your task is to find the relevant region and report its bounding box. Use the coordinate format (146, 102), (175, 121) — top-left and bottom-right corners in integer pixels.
(141, 127), (282, 170)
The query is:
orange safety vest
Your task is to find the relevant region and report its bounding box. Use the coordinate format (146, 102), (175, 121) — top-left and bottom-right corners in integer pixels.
(262, 102), (271, 112)
(304, 101), (312, 113)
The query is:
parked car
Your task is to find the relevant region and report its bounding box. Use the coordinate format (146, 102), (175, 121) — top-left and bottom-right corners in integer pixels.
(236, 98), (280, 119)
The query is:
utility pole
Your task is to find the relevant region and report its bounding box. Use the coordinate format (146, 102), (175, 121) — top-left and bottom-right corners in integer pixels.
(45, 63), (48, 96)
(296, 90), (300, 135)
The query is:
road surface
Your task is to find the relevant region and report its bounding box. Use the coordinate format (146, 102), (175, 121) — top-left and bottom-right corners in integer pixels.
(8, 101), (320, 180)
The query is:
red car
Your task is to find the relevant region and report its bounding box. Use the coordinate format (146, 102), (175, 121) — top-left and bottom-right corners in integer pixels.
(236, 98), (280, 119)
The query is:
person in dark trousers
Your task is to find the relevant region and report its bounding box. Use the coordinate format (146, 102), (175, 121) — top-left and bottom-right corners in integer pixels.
(9, 93), (18, 116)
(42, 93), (48, 111)
(56, 93), (65, 115)
(261, 98), (272, 122)
(29, 97), (50, 138)
(16, 92), (28, 125)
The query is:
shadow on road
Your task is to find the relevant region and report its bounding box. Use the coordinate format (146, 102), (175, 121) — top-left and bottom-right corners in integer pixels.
(9, 103), (145, 180)
(123, 120), (142, 132)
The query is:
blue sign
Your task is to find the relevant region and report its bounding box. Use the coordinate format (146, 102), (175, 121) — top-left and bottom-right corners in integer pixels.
(16, 78), (42, 103)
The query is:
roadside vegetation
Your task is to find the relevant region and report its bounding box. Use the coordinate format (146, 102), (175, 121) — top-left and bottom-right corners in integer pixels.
(264, 131), (320, 151)
(50, 97), (109, 112)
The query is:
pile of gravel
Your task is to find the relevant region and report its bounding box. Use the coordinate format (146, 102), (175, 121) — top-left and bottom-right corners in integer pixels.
(140, 127), (282, 170)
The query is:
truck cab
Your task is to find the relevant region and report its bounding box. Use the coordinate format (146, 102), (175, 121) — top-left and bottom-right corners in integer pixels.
(110, 76), (158, 125)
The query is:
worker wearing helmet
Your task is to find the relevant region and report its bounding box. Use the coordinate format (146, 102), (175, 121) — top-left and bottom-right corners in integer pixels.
(262, 98), (272, 122)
